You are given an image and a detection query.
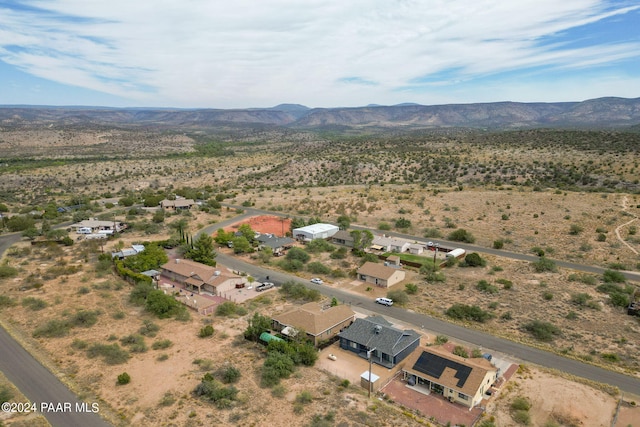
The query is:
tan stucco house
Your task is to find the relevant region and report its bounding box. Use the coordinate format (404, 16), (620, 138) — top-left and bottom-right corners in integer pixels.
(160, 198), (197, 211)
(272, 302), (355, 347)
(402, 346), (497, 408)
(357, 262), (406, 288)
(160, 259), (244, 296)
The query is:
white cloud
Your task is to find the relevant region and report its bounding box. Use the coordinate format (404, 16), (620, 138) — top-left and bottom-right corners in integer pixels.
(0, 0), (639, 107)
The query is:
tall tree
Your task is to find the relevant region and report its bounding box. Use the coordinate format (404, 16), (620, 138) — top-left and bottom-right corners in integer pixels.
(186, 233), (217, 266)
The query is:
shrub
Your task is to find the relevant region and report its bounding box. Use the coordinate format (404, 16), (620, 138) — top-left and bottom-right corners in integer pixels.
(145, 290), (185, 319)
(463, 252), (485, 267)
(0, 265), (19, 279)
(199, 325), (215, 338)
(497, 279), (513, 289)
(139, 320), (160, 337)
(120, 334), (148, 353)
(193, 376), (239, 409)
(452, 345), (468, 358)
(602, 269), (626, 283)
(501, 311), (513, 320)
(446, 304), (493, 323)
(152, 339), (173, 350)
(476, 280), (499, 294)
(569, 224), (583, 235)
(279, 281), (321, 302)
(33, 319), (71, 338)
(218, 365), (241, 384)
(404, 283), (418, 295)
(295, 391), (313, 404)
(512, 410), (531, 425)
(86, 343), (130, 365)
(285, 247), (310, 263)
(21, 297), (48, 311)
(532, 257), (557, 273)
(117, 372), (131, 385)
(493, 239), (504, 249)
(305, 239), (335, 253)
(386, 290), (409, 306)
(395, 217), (411, 229)
(307, 262), (331, 275)
(261, 352), (295, 387)
(511, 397), (532, 411)
(435, 335), (448, 344)
(69, 310), (100, 327)
(523, 320), (561, 342)
(447, 228), (475, 243)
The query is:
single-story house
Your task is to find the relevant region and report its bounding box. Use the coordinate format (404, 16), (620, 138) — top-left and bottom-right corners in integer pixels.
(402, 346), (497, 408)
(255, 234), (295, 255)
(160, 259), (244, 296)
(371, 235), (411, 253)
(272, 302), (355, 347)
(70, 219), (126, 233)
(338, 316), (420, 368)
(407, 243), (424, 255)
(111, 244), (145, 259)
(331, 230), (355, 247)
(293, 223), (339, 241)
(357, 262), (406, 288)
(160, 198), (197, 211)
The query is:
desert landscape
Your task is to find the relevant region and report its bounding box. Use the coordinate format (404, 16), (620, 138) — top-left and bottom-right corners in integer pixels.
(1, 111), (640, 427)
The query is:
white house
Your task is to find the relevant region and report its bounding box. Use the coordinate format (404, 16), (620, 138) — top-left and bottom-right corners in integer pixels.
(292, 223), (339, 241)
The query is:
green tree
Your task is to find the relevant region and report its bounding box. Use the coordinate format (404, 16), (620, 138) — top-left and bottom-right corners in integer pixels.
(145, 290), (183, 318)
(447, 228), (476, 243)
(337, 215), (351, 230)
(123, 244), (168, 272)
(285, 247), (310, 263)
(214, 228), (235, 245)
(232, 236), (253, 254)
(350, 229), (373, 253)
(244, 313), (272, 342)
(152, 209), (165, 223)
(237, 223), (255, 242)
(395, 217), (411, 229)
(186, 233), (217, 266)
(387, 290), (409, 306)
(6, 215), (35, 232)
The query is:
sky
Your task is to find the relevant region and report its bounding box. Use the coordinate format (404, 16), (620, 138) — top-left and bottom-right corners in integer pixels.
(0, 0), (639, 109)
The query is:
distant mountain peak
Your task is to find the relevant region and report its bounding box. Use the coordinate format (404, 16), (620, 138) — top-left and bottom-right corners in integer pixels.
(269, 104), (309, 112)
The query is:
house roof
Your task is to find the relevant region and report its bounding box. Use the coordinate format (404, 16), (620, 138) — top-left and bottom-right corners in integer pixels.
(332, 230), (354, 242)
(273, 302), (355, 336)
(160, 259), (240, 287)
(357, 262), (401, 280)
(160, 198), (196, 208)
(71, 219), (122, 229)
(292, 223), (339, 234)
(256, 234), (295, 249)
(372, 235), (410, 248)
(338, 316), (420, 357)
(403, 346), (496, 397)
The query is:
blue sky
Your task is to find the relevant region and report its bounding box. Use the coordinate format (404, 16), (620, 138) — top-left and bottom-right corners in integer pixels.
(1, 0), (639, 108)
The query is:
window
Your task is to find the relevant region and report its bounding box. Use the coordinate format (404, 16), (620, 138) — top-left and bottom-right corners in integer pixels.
(458, 393), (468, 400)
(350, 342), (358, 349)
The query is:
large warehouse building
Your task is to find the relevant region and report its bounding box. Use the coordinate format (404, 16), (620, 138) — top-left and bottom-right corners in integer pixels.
(292, 223), (340, 241)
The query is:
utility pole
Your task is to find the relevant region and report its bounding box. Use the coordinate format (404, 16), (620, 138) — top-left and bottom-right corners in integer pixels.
(367, 347), (376, 398)
(432, 243), (439, 271)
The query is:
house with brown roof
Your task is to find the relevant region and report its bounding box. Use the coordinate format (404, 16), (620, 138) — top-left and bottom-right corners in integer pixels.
(357, 262), (406, 288)
(160, 198), (197, 211)
(160, 258), (244, 296)
(402, 346), (497, 408)
(272, 302), (355, 347)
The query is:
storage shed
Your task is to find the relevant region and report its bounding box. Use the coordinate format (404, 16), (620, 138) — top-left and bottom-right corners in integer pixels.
(292, 223), (339, 241)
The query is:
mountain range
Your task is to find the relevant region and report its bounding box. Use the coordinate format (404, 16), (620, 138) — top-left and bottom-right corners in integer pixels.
(1, 97), (639, 130)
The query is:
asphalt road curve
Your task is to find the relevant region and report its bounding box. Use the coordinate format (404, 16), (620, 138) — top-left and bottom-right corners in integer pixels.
(0, 326), (113, 427)
(216, 252), (640, 396)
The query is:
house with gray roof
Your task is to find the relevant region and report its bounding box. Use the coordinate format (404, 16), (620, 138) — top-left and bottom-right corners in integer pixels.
(338, 316), (421, 368)
(255, 234), (295, 255)
(331, 229), (355, 247)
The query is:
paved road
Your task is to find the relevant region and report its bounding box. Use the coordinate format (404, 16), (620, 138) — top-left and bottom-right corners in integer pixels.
(216, 252), (640, 395)
(0, 232), (113, 427)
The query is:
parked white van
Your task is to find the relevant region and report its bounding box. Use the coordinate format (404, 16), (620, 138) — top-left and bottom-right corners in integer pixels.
(77, 227), (92, 234)
(375, 297), (393, 306)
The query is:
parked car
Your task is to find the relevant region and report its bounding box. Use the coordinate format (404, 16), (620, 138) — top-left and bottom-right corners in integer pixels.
(375, 297), (393, 306)
(310, 278), (324, 285)
(255, 282), (275, 292)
